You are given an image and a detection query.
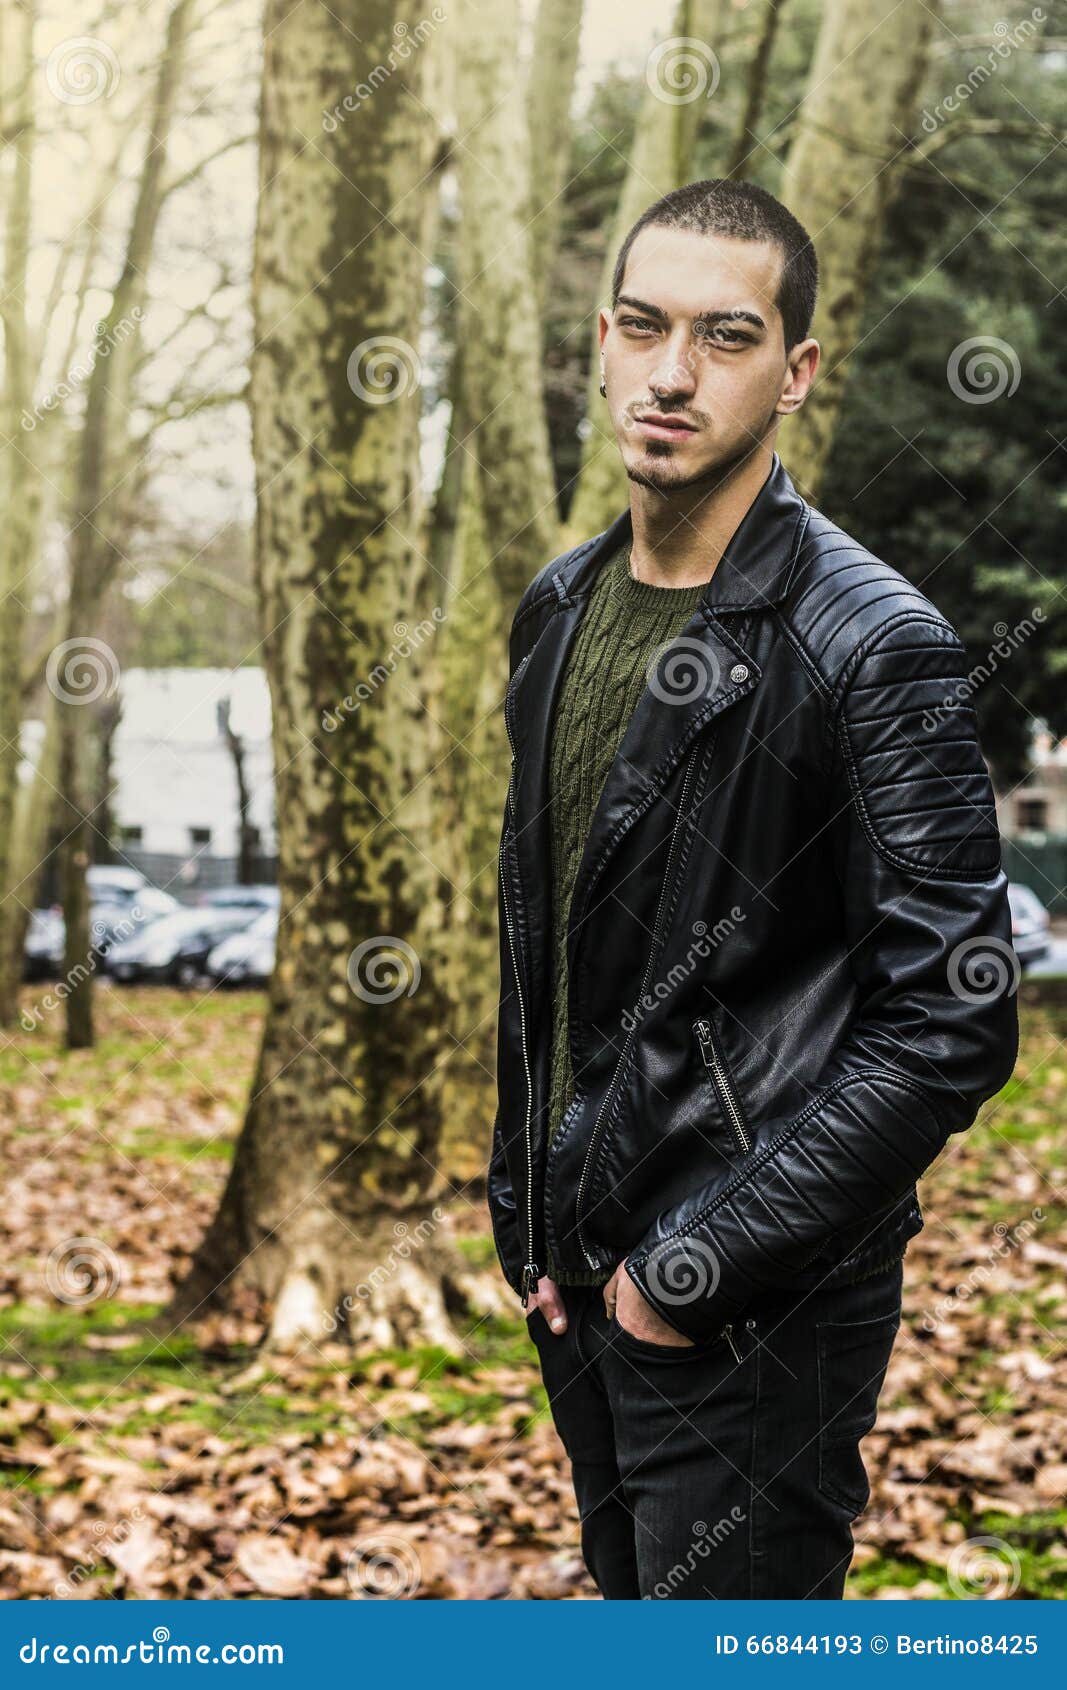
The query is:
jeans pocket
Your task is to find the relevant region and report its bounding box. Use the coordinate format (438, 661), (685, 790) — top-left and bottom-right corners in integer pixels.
(607, 1310), (721, 1363)
(816, 1310), (900, 1515)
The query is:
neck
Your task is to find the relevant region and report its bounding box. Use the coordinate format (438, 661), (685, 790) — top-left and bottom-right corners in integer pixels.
(627, 441), (775, 588)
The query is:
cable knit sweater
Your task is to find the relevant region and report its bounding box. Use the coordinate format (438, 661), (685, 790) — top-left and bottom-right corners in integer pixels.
(544, 540), (710, 1284)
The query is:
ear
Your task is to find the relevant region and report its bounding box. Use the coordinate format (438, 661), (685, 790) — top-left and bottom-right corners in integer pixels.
(597, 306), (612, 351)
(777, 338), (820, 415)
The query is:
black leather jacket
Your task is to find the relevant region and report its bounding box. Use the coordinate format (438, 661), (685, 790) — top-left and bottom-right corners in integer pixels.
(489, 454), (1019, 1341)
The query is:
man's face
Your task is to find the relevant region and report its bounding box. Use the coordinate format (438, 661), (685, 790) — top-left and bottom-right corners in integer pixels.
(599, 225), (814, 494)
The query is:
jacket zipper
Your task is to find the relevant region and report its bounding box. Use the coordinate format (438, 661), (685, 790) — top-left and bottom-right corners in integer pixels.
(695, 1017), (751, 1155)
(574, 748), (701, 1268)
(501, 663), (541, 1306)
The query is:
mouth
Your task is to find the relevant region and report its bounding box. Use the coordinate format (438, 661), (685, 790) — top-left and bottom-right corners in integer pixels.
(632, 411), (699, 442)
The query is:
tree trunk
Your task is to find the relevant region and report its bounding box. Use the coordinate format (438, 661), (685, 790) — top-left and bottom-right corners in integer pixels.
(566, 0), (726, 540)
(778, 0), (935, 497)
(0, 0), (37, 1025)
(427, 0), (574, 1167)
(218, 698), (254, 884)
(170, 0), (502, 1350)
(453, 0), (560, 614)
(725, 0), (786, 178)
(525, 0), (585, 315)
(57, 0), (197, 1048)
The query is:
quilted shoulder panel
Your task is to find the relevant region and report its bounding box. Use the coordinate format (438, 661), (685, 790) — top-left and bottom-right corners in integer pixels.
(836, 614), (1002, 879)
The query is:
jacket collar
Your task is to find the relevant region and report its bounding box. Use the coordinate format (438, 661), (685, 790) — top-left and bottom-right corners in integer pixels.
(552, 452), (809, 614)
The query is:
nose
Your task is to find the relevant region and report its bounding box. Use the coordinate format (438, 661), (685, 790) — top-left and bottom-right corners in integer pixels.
(650, 335), (697, 403)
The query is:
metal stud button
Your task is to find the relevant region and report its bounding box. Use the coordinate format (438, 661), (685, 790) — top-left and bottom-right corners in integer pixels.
(730, 662), (749, 684)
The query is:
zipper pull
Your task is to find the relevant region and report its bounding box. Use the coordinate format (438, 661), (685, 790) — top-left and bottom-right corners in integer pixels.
(693, 1014), (716, 1068)
(521, 1262), (542, 1308)
(722, 1322), (742, 1364)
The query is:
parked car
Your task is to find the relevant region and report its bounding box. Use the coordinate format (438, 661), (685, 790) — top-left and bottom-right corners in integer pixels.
(86, 865), (149, 905)
(1009, 882), (1051, 970)
(23, 886), (179, 979)
(205, 907), (277, 987)
(197, 884), (279, 913)
(23, 908), (65, 981)
(107, 907), (257, 987)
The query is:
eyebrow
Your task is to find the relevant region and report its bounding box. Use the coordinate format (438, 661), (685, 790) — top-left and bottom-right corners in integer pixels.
(615, 294), (767, 332)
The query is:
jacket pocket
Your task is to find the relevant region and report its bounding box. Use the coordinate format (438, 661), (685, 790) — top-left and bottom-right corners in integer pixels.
(815, 1311), (900, 1515)
(693, 1014), (752, 1156)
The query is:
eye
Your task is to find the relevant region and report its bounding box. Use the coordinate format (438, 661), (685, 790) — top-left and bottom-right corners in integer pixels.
(619, 315), (656, 334)
(698, 324), (752, 347)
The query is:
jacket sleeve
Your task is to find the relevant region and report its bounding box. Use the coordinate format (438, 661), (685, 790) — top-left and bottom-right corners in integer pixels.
(626, 612), (1021, 1342)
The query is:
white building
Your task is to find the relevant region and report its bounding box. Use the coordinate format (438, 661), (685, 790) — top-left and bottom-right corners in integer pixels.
(111, 667), (276, 889)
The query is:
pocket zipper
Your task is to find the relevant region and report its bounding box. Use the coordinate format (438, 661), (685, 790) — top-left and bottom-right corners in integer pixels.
(695, 1017), (751, 1156)
(500, 745), (541, 1307)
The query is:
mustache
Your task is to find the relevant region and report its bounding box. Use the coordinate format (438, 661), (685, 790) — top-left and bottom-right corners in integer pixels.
(629, 403), (707, 427)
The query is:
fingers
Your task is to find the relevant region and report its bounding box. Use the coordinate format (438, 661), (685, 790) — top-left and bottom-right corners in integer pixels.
(535, 1276), (567, 1335)
(602, 1261), (621, 1322)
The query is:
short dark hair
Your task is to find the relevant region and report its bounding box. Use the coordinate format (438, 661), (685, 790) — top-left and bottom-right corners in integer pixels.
(611, 178), (819, 350)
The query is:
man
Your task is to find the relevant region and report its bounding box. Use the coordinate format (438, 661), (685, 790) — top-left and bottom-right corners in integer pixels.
(488, 178), (1019, 1599)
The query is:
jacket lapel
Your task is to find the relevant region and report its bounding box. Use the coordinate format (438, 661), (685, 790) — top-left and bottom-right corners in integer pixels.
(503, 454), (807, 1040)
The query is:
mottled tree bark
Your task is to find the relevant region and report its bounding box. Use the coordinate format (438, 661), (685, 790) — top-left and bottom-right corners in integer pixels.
(779, 0), (935, 497)
(453, 0), (559, 613)
(525, 0), (585, 315)
(567, 0), (726, 540)
(172, 0), (500, 1349)
(430, 0), (569, 1154)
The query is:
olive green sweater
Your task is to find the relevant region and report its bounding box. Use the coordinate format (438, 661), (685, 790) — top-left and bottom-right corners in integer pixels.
(544, 540), (709, 1284)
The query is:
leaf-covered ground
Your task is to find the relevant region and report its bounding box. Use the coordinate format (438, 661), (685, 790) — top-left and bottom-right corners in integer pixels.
(0, 980), (1064, 1599)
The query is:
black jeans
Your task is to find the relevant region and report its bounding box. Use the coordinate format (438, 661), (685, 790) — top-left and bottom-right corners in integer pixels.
(525, 1258), (903, 1599)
